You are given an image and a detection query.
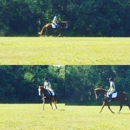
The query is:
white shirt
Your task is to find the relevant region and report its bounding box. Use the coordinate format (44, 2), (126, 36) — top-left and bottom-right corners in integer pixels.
(44, 81), (51, 90)
(52, 16), (57, 23)
(109, 81), (116, 92)
(107, 81), (116, 96)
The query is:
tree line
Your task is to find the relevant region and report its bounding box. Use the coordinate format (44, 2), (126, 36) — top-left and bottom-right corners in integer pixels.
(0, 65), (65, 103)
(0, 0), (130, 36)
(65, 65), (130, 105)
(0, 65), (130, 105)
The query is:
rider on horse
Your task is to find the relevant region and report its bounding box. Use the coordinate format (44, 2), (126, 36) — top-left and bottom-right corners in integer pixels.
(44, 77), (55, 96)
(52, 15), (58, 28)
(107, 78), (116, 102)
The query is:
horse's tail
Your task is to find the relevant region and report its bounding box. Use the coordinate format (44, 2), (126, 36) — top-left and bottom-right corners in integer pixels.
(38, 25), (46, 35)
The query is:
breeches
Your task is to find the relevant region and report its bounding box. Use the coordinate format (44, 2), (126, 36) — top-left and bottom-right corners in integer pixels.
(107, 89), (115, 96)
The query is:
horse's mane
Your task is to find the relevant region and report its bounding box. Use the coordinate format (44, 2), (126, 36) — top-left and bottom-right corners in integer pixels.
(45, 23), (51, 27)
(40, 86), (46, 90)
(44, 21), (68, 28)
(94, 88), (107, 92)
(38, 86), (46, 91)
(61, 21), (68, 23)
(46, 21), (67, 25)
(38, 86), (43, 88)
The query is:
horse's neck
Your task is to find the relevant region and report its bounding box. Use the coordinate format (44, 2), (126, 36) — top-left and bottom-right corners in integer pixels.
(97, 89), (106, 96)
(101, 89), (106, 92)
(58, 23), (64, 27)
(101, 90), (107, 94)
(41, 88), (47, 95)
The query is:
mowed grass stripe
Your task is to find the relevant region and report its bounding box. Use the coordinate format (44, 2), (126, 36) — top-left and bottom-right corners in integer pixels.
(0, 37), (130, 65)
(66, 105), (130, 130)
(0, 104), (65, 130)
(0, 104), (130, 130)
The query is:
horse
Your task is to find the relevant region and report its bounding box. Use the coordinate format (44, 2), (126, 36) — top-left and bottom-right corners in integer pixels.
(94, 88), (130, 114)
(38, 21), (68, 36)
(38, 86), (57, 110)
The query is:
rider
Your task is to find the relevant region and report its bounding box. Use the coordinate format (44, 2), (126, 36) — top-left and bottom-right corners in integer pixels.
(107, 78), (116, 102)
(52, 15), (58, 28)
(44, 77), (55, 96)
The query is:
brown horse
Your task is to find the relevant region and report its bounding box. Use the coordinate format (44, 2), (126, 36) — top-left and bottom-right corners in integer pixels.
(38, 86), (57, 110)
(94, 88), (130, 114)
(38, 21), (68, 36)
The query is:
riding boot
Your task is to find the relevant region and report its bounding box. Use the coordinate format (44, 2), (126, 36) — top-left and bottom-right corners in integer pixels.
(108, 98), (111, 102)
(56, 24), (58, 28)
(108, 95), (112, 102)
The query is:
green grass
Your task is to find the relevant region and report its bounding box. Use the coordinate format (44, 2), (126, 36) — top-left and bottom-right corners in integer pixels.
(66, 105), (130, 130)
(0, 104), (130, 130)
(0, 104), (65, 130)
(0, 37), (130, 65)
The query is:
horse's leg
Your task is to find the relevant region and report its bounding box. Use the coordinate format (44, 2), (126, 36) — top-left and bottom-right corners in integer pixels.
(42, 96), (45, 110)
(38, 26), (45, 35)
(126, 96), (130, 111)
(107, 103), (115, 114)
(118, 99), (127, 114)
(128, 105), (130, 111)
(53, 100), (57, 109)
(58, 28), (61, 37)
(50, 101), (53, 109)
(128, 103), (130, 111)
(55, 102), (57, 109)
(45, 29), (48, 36)
(118, 102), (123, 114)
(58, 33), (61, 37)
(99, 101), (105, 113)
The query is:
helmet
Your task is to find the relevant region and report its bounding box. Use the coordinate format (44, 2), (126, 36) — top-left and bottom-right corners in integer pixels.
(44, 77), (48, 81)
(109, 78), (113, 81)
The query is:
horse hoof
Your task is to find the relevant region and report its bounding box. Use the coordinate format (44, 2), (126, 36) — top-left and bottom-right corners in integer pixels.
(38, 32), (41, 35)
(112, 112), (115, 114)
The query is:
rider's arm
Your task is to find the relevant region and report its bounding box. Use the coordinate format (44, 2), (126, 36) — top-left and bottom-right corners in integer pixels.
(43, 82), (46, 88)
(48, 81), (51, 88)
(108, 82), (112, 92)
(109, 82), (115, 91)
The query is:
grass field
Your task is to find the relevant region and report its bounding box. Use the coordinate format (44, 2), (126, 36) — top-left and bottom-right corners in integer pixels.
(0, 104), (130, 130)
(0, 37), (130, 65)
(0, 104), (65, 130)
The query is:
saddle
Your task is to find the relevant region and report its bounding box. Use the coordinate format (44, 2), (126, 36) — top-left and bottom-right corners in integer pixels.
(51, 23), (57, 28)
(106, 91), (117, 99)
(111, 92), (117, 98)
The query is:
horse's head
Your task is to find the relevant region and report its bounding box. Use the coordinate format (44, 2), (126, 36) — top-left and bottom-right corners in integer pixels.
(94, 88), (107, 100)
(38, 86), (42, 96)
(38, 86), (48, 96)
(59, 21), (68, 28)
